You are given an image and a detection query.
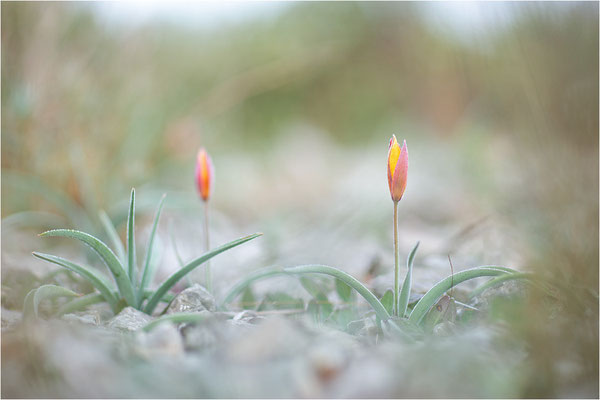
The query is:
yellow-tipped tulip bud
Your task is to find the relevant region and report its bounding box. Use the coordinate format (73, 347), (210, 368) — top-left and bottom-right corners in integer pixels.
(195, 148), (214, 202)
(387, 135), (408, 203)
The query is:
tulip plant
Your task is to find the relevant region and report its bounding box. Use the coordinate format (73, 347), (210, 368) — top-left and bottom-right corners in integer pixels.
(387, 135), (409, 317)
(26, 188), (261, 319)
(24, 136), (530, 338)
(218, 135), (527, 339)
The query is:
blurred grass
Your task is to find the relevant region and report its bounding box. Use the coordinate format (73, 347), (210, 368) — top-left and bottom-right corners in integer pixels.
(2, 1), (598, 398)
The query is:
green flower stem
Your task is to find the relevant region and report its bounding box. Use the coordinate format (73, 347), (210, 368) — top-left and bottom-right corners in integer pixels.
(393, 200), (399, 317)
(204, 201), (211, 293)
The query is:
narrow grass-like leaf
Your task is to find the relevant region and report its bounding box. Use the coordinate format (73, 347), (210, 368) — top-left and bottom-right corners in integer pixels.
(32, 252), (119, 311)
(55, 292), (106, 316)
(222, 264), (391, 321)
(23, 284), (79, 319)
(142, 312), (210, 332)
(126, 189), (137, 287)
(98, 210), (126, 265)
(39, 229), (136, 306)
(409, 267), (509, 325)
(475, 265), (521, 274)
(398, 241), (420, 317)
(144, 233), (263, 314)
(381, 289), (394, 315)
(138, 194), (166, 308)
(468, 272), (535, 300)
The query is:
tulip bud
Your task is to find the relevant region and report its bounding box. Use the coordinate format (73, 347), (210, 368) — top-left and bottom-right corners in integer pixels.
(195, 148), (214, 202)
(387, 135), (408, 202)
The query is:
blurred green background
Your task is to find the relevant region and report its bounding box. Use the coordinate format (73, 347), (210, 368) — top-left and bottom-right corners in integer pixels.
(2, 1), (598, 397)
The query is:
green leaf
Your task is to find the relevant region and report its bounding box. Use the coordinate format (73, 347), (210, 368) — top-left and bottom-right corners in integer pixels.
(23, 284), (79, 319)
(335, 278), (353, 303)
(222, 264), (391, 321)
(422, 294), (457, 333)
(32, 252), (119, 311)
(98, 210), (126, 265)
(55, 292), (106, 316)
(301, 277), (333, 323)
(409, 267), (509, 325)
(398, 241), (420, 317)
(299, 277), (327, 299)
(329, 308), (357, 331)
(39, 229), (136, 306)
(381, 289), (394, 315)
(144, 233), (263, 314)
(142, 312), (210, 332)
(138, 194), (166, 307)
(307, 298), (333, 324)
(481, 266), (521, 274)
(126, 188), (137, 288)
(285, 265), (391, 321)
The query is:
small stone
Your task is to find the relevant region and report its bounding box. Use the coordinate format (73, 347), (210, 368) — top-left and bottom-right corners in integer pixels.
(166, 284), (215, 314)
(107, 307), (153, 332)
(231, 310), (266, 325)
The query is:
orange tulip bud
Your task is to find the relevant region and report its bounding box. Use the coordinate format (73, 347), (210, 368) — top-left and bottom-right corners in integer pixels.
(387, 135), (408, 202)
(195, 148), (214, 201)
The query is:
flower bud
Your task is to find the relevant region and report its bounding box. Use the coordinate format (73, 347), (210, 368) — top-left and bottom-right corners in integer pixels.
(387, 135), (408, 202)
(195, 148), (214, 201)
